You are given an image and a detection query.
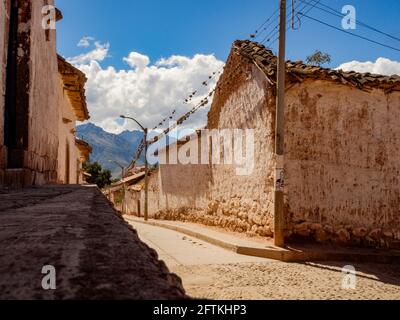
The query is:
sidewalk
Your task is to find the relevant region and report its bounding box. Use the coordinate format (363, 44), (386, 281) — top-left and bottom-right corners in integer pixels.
(125, 216), (400, 264)
(0, 185), (187, 300)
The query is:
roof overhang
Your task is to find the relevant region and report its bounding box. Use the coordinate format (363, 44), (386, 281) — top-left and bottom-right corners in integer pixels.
(58, 55), (90, 121)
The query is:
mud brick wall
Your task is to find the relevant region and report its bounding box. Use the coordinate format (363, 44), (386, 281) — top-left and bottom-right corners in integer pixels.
(136, 52), (277, 238)
(0, 0), (10, 179)
(0, 1), (67, 186)
(285, 80), (400, 248)
(28, 0), (60, 184)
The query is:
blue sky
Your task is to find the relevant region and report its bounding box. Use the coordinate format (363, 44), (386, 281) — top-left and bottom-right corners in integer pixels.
(57, 0), (400, 69)
(55, 0), (400, 134)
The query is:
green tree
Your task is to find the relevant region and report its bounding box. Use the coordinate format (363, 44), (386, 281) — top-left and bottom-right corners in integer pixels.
(306, 50), (332, 67)
(83, 161), (112, 189)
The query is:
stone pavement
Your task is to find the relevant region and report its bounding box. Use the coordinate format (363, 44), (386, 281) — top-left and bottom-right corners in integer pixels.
(0, 185), (187, 300)
(125, 218), (400, 300)
(126, 217), (400, 264)
(127, 220), (269, 267)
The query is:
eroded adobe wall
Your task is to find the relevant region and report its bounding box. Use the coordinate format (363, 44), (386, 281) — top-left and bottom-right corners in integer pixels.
(0, 0), (10, 180)
(0, 0), (61, 186)
(146, 52), (277, 238)
(24, 0), (60, 185)
(285, 80), (400, 248)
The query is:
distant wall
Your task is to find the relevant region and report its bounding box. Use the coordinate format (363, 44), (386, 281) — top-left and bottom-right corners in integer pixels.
(285, 80), (400, 247)
(57, 90), (79, 184)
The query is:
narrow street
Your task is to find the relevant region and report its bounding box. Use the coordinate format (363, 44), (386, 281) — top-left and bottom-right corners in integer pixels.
(129, 220), (400, 300)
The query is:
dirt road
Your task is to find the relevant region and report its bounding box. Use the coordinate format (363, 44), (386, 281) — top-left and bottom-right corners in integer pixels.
(129, 220), (400, 300)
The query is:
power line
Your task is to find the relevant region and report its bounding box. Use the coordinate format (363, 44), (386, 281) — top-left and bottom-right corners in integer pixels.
(261, 0), (321, 46)
(251, 6), (280, 39)
(298, 12), (400, 53)
(149, 69), (222, 132)
(250, 8), (279, 39)
(298, 0), (400, 43)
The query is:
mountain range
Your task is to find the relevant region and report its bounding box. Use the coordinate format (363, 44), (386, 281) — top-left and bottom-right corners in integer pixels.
(77, 123), (144, 178)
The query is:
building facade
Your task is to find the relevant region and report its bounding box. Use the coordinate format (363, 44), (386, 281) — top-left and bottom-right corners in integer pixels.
(0, 0), (90, 187)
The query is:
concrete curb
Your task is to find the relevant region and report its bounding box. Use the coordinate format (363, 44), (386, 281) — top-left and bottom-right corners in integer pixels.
(126, 217), (400, 264)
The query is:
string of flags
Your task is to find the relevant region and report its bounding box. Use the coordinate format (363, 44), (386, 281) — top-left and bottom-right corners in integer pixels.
(149, 88), (216, 145)
(183, 70), (221, 104)
(150, 69), (223, 132)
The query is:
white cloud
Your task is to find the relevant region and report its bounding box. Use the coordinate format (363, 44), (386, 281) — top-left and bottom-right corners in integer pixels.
(77, 36), (95, 48)
(67, 42), (225, 134)
(123, 52), (150, 71)
(337, 57), (400, 76)
(68, 41), (110, 65)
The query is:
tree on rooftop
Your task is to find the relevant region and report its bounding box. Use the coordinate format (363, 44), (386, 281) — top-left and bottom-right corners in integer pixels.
(306, 50), (332, 67)
(83, 161), (112, 189)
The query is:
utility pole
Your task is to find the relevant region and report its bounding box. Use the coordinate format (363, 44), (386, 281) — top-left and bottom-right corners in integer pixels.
(120, 115), (149, 221)
(144, 128), (149, 222)
(274, 0), (287, 247)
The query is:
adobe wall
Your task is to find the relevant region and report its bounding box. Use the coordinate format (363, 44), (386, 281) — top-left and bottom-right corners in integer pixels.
(27, 0), (60, 185)
(0, 0), (61, 186)
(134, 53), (277, 238)
(285, 80), (400, 248)
(0, 0), (10, 175)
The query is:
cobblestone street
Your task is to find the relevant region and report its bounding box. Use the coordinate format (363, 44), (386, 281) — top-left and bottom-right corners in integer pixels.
(174, 262), (400, 300)
(130, 221), (400, 300)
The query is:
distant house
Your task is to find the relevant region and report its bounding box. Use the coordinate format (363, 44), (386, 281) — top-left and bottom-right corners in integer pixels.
(75, 138), (93, 184)
(0, 0), (91, 187)
(126, 40), (400, 249)
(57, 56), (91, 184)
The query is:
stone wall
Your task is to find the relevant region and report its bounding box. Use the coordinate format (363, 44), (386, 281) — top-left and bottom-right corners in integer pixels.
(285, 80), (400, 248)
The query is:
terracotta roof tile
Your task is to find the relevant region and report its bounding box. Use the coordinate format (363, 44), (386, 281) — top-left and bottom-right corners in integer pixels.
(233, 40), (400, 92)
(57, 55), (90, 121)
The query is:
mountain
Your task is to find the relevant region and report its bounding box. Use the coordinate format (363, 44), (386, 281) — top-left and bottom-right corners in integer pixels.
(77, 123), (144, 178)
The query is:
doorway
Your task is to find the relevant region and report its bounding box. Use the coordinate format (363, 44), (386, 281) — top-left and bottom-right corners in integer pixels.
(65, 141), (70, 184)
(4, 0), (31, 169)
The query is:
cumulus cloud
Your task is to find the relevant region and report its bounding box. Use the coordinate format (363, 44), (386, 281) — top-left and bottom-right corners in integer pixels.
(123, 52), (150, 71)
(67, 42), (225, 134)
(337, 57), (400, 76)
(77, 36), (95, 48)
(68, 41), (110, 65)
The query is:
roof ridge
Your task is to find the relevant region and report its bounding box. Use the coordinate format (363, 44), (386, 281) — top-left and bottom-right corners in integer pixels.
(233, 40), (400, 92)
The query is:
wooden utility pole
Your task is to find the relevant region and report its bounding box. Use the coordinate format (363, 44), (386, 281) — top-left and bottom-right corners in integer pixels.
(120, 115), (149, 221)
(274, 0), (287, 247)
(144, 128), (149, 221)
